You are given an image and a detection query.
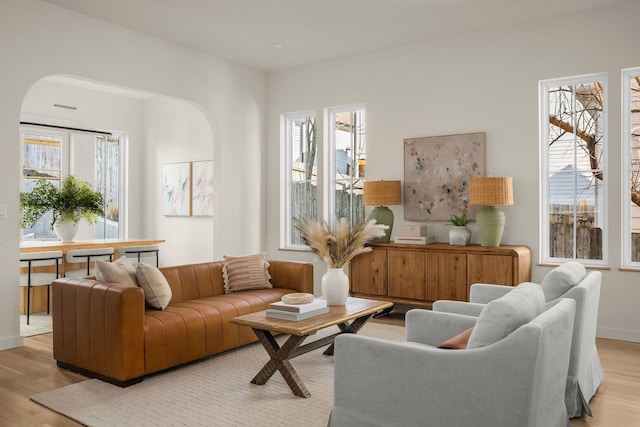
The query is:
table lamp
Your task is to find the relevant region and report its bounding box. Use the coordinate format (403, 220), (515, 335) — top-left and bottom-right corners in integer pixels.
(469, 176), (513, 247)
(363, 180), (402, 243)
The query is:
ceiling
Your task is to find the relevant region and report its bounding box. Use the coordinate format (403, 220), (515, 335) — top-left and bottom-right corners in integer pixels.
(44, 0), (624, 72)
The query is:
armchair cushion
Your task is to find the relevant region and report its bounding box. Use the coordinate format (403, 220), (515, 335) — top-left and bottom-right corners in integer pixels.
(467, 282), (545, 349)
(541, 261), (586, 302)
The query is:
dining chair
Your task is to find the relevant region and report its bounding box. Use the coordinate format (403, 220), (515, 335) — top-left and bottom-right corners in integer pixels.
(19, 250), (63, 325)
(65, 247), (115, 277)
(118, 244), (161, 267)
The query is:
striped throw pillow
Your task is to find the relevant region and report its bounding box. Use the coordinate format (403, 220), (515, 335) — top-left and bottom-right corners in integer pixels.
(222, 253), (272, 293)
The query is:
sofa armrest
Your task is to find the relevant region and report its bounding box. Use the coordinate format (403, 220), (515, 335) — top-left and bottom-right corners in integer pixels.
(405, 309), (477, 346)
(432, 300), (485, 317)
(52, 277), (146, 385)
(267, 260), (314, 294)
(469, 283), (515, 304)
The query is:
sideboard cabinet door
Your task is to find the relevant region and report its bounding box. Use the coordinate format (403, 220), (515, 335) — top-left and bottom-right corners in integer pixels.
(426, 252), (467, 302)
(350, 247), (387, 296)
(388, 249), (426, 300)
(467, 253), (514, 286)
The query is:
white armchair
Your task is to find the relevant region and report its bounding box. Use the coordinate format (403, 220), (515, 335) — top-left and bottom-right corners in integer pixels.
(329, 295), (576, 427)
(433, 263), (603, 418)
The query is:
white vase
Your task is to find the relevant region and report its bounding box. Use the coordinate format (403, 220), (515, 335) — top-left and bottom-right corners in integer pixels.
(54, 220), (79, 242)
(321, 267), (350, 306)
(449, 226), (471, 246)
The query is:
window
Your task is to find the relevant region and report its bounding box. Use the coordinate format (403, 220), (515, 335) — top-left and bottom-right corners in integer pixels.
(281, 105), (367, 249)
(94, 135), (121, 239)
(282, 112), (317, 248)
(21, 131), (65, 239)
(326, 105), (366, 227)
(622, 67), (640, 267)
(20, 127), (123, 240)
(539, 74), (607, 265)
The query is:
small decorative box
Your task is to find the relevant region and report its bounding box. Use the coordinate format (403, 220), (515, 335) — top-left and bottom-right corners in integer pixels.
(400, 225), (428, 237)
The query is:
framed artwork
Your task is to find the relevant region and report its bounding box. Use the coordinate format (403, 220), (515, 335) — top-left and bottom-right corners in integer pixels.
(404, 132), (485, 221)
(162, 162), (191, 216)
(191, 160), (214, 216)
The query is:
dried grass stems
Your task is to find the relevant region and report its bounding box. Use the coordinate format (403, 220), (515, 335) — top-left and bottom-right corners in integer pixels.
(294, 217), (388, 268)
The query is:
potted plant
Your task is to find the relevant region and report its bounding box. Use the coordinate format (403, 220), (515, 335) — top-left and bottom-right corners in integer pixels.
(20, 175), (105, 242)
(446, 213), (471, 246)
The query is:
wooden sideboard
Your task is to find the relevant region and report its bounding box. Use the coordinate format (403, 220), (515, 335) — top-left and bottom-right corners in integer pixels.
(19, 238), (165, 315)
(348, 242), (531, 308)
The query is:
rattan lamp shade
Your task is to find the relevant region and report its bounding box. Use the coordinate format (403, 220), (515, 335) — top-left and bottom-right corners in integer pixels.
(363, 180), (401, 243)
(469, 177), (513, 206)
(363, 180), (402, 206)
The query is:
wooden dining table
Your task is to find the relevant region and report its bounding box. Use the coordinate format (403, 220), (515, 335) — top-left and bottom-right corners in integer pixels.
(19, 238), (165, 315)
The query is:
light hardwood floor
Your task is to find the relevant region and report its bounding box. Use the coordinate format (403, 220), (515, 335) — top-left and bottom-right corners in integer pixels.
(0, 331), (638, 426)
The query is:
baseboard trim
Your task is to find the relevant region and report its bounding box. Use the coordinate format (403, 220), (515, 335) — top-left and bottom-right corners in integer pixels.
(597, 326), (640, 343)
(0, 334), (24, 351)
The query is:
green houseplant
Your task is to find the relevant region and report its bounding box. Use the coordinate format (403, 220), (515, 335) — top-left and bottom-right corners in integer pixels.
(445, 213), (471, 246)
(20, 175), (105, 242)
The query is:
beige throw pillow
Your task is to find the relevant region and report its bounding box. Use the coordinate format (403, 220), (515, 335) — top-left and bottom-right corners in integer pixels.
(136, 263), (172, 310)
(222, 253), (272, 293)
(95, 257), (138, 287)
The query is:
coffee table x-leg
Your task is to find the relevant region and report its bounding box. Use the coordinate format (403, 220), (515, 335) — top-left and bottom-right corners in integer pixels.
(250, 313), (375, 398)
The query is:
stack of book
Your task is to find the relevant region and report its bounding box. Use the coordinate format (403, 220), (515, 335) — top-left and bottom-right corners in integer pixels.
(266, 298), (329, 321)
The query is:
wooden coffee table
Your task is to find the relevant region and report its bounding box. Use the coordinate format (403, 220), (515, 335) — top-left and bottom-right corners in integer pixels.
(230, 297), (393, 398)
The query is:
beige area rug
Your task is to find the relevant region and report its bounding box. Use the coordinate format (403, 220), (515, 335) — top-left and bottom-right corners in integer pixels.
(32, 321), (405, 427)
(20, 313), (53, 337)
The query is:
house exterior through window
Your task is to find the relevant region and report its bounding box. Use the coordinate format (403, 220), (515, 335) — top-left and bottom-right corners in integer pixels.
(539, 74), (607, 266)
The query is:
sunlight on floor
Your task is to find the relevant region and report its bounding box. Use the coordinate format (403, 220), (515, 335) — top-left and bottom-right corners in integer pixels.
(20, 312), (52, 337)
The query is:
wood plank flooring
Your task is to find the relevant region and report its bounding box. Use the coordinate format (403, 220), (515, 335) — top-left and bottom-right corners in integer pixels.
(0, 332), (638, 426)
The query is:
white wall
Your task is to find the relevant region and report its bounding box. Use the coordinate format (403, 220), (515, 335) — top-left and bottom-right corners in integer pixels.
(266, 1), (640, 342)
(0, 0), (265, 350)
(142, 97), (215, 266)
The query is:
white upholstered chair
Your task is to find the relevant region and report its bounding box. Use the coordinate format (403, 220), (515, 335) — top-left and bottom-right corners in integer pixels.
(433, 262), (604, 418)
(65, 247), (114, 277)
(19, 250), (63, 325)
(117, 244), (161, 267)
(329, 286), (576, 427)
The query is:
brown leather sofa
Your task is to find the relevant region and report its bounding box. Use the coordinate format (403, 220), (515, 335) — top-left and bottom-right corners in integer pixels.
(52, 259), (314, 386)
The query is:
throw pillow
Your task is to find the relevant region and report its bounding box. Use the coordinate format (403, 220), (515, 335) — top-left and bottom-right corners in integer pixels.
(467, 282), (545, 349)
(437, 328), (473, 350)
(540, 261), (586, 302)
(136, 262), (172, 310)
(222, 252), (272, 293)
(94, 256), (138, 287)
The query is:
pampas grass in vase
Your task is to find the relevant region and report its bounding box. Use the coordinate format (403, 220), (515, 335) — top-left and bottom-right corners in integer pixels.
(294, 217), (388, 305)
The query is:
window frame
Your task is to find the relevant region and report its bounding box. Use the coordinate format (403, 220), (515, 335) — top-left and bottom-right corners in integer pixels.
(325, 104), (366, 228)
(539, 73), (608, 266)
(280, 110), (318, 250)
(20, 126), (125, 240)
(622, 67), (640, 268)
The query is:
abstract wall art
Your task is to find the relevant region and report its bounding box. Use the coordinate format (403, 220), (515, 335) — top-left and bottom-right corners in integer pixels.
(191, 160), (214, 216)
(162, 162), (191, 216)
(404, 132), (485, 221)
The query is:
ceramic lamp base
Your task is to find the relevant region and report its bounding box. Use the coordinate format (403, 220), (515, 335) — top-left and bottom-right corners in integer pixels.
(475, 206), (505, 247)
(369, 205), (394, 243)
